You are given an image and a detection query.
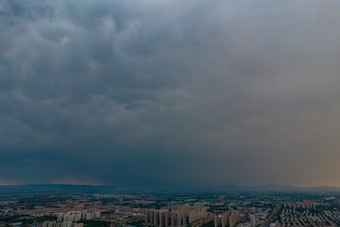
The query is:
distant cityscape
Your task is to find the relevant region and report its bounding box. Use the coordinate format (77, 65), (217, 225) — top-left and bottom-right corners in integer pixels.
(0, 185), (339, 227)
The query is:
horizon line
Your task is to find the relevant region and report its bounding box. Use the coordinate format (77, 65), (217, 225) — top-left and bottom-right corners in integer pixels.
(0, 183), (339, 189)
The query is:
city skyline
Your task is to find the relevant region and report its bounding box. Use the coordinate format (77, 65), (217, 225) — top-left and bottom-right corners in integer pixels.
(1, 0), (340, 188)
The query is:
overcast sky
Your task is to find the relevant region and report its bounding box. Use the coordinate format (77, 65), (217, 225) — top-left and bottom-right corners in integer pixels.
(1, 0), (340, 187)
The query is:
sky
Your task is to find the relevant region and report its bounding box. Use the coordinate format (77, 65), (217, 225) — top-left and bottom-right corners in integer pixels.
(1, 0), (340, 188)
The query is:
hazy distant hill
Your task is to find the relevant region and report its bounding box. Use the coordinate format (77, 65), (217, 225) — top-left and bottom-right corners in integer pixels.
(214, 184), (340, 193)
(0, 184), (113, 194)
(0, 184), (339, 194)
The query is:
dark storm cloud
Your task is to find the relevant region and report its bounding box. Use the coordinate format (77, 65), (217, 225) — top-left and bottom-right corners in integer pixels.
(1, 0), (340, 187)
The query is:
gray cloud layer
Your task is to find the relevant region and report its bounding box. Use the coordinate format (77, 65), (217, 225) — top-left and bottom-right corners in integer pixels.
(1, 0), (340, 187)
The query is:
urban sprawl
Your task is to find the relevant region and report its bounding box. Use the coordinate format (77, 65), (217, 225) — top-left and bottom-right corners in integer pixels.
(0, 189), (340, 227)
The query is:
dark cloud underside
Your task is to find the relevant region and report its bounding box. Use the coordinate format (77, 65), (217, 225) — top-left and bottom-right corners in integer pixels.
(1, 0), (340, 187)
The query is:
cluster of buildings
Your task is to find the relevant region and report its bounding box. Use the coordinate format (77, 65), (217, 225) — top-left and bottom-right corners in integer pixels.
(278, 204), (338, 226)
(32, 211), (101, 227)
(324, 210), (340, 222)
(55, 210), (101, 222)
(145, 206), (210, 226)
(283, 200), (316, 210)
(214, 210), (241, 227)
(38, 221), (83, 227)
(145, 206), (244, 227)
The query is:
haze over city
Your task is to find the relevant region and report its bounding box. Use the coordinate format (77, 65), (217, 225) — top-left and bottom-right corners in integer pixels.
(1, 0), (340, 188)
